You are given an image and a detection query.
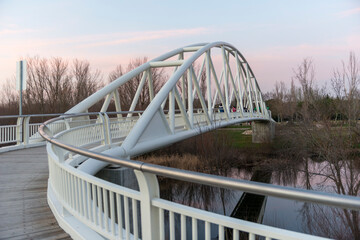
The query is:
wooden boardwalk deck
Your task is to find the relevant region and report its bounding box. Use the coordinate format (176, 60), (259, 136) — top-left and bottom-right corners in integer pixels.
(0, 147), (71, 240)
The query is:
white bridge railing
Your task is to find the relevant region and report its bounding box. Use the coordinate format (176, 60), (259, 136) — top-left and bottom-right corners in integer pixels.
(38, 112), (360, 240)
(0, 113), (68, 152)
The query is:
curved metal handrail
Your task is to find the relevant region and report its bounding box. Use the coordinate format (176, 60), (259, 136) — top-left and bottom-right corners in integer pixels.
(39, 113), (360, 211)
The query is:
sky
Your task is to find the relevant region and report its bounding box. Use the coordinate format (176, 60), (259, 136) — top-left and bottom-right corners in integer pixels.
(0, 0), (359, 93)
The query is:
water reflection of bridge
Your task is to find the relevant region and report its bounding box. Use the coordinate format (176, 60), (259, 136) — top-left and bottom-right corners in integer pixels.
(231, 170), (272, 223)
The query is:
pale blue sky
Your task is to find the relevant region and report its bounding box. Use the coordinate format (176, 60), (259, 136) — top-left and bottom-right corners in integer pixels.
(0, 0), (359, 92)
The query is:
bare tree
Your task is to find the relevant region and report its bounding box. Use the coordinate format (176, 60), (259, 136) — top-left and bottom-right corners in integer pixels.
(25, 57), (49, 113)
(331, 52), (360, 127)
(271, 81), (287, 122)
(108, 57), (165, 110)
(108, 64), (124, 83)
(293, 58), (316, 122)
(0, 79), (18, 117)
(45, 58), (73, 113)
(72, 59), (102, 105)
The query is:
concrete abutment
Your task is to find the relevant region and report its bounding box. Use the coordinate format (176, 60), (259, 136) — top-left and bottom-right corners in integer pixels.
(252, 121), (275, 143)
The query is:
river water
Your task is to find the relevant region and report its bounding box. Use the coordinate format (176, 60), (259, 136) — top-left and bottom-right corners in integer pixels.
(157, 159), (360, 239)
(97, 158), (360, 239)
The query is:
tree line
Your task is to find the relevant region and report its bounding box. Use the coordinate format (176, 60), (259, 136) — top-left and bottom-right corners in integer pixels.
(265, 52), (360, 126)
(1, 53), (358, 123)
(0, 56), (166, 117)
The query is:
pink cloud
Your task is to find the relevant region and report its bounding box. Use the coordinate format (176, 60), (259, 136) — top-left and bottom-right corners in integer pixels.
(0, 28), (37, 36)
(81, 28), (210, 48)
(0, 27), (210, 50)
(336, 7), (360, 18)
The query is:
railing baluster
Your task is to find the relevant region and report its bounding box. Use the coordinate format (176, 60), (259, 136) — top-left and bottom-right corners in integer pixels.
(218, 225), (224, 240)
(124, 196), (130, 240)
(249, 232), (255, 240)
(77, 177), (83, 216)
(169, 211), (175, 240)
(205, 221), (211, 240)
(116, 194), (123, 239)
(109, 191), (115, 236)
(86, 182), (91, 221)
(92, 184), (97, 226)
(73, 175), (77, 211)
(233, 229), (239, 240)
(192, 218), (197, 240)
(132, 199), (138, 240)
(103, 188), (109, 232)
(181, 214), (186, 240)
(67, 172), (71, 206)
(82, 179), (87, 219)
(97, 186), (103, 229)
(71, 175), (76, 210)
(60, 168), (65, 201)
(159, 208), (165, 240)
(63, 171), (68, 204)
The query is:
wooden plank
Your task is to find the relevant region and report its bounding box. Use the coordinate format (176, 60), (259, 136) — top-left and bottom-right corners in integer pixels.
(0, 147), (71, 239)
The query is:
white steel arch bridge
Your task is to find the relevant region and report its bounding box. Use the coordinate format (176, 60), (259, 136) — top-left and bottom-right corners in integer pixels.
(65, 42), (272, 160)
(12, 41), (356, 239)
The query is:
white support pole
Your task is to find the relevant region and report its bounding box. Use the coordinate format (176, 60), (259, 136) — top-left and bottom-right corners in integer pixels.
(221, 47), (230, 114)
(211, 70), (224, 109)
(190, 67), (211, 125)
(235, 52), (244, 116)
(162, 56), (182, 110)
(100, 92), (114, 112)
(187, 69), (193, 128)
(148, 69), (155, 101)
(179, 53), (186, 108)
(209, 58), (229, 120)
(256, 88), (263, 116)
(239, 62), (248, 110)
(225, 51), (241, 113)
(250, 77), (260, 115)
(161, 96), (168, 110)
(257, 86), (267, 117)
(169, 88), (175, 134)
(149, 60), (184, 67)
(182, 74), (186, 108)
(127, 71), (148, 117)
(174, 88), (192, 130)
(244, 63), (254, 116)
(113, 90), (122, 119)
(183, 46), (202, 52)
(16, 60), (26, 116)
(206, 50), (212, 121)
(192, 56), (206, 100)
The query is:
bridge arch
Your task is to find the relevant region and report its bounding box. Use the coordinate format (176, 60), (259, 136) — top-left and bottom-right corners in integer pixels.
(67, 42), (271, 159)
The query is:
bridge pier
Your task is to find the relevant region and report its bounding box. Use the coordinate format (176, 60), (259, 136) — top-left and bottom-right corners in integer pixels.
(252, 121), (275, 143)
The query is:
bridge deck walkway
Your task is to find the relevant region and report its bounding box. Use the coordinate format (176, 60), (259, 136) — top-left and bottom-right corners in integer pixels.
(0, 147), (70, 240)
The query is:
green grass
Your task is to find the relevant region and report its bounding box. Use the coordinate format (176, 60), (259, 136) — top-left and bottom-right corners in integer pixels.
(220, 128), (262, 149)
(224, 124), (251, 129)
